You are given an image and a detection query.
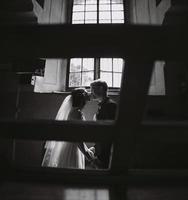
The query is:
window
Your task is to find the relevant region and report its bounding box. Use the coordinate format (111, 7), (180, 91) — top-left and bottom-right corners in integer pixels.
(72, 0), (125, 24)
(69, 58), (95, 87)
(100, 58), (123, 87)
(69, 58), (124, 87)
(68, 0), (126, 89)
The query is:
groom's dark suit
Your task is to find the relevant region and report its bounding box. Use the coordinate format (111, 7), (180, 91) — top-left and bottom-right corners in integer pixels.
(94, 97), (117, 169)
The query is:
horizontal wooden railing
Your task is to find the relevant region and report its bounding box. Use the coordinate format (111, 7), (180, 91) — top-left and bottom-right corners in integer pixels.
(0, 120), (115, 142)
(4, 167), (188, 186)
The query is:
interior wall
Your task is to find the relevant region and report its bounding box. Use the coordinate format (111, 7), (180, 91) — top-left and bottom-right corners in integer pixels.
(32, 0), (68, 92)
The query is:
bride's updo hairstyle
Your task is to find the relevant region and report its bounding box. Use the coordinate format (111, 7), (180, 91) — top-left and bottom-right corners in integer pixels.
(71, 88), (89, 109)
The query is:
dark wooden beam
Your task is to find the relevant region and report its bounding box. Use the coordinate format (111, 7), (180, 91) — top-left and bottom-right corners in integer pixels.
(111, 61), (154, 171)
(2, 120), (188, 144)
(0, 120), (115, 142)
(3, 167), (188, 186)
(0, 24), (187, 61)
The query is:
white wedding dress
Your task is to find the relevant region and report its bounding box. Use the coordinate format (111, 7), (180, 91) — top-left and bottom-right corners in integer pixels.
(42, 95), (85, 169)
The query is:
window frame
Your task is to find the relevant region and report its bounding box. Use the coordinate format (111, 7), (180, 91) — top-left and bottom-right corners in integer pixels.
(66, 0), (130, 91)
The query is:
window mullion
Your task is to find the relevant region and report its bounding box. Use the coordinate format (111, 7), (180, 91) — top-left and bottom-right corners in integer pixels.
(110, 0), (112, 23)
(81, 58), (83, 86)
(70, 0), (74, 24)
(112, 58), (114, 87)
(123, 0), (128, 24)
(84, 0), (86, 23)
(66, 59), (71, 90)
(95, 58), (100, 79)
(97, 0), (99, 23)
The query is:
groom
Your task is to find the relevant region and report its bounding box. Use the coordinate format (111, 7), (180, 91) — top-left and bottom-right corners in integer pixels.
(90, 79), (117, 169)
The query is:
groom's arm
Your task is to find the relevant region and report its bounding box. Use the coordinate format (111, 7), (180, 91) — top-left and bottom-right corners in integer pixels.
(77, 143), (94, 161)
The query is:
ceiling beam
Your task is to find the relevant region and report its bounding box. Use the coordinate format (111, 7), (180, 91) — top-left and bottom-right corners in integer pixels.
(0, 24), (187, 61)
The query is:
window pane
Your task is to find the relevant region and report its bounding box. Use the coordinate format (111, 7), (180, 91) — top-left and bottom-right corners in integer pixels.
(69, 72), (81, 87)
(85, 12), (97, 20)
(83, 58), (94, 71)
(100, 58), (112, 71)
(112, 11), (124, 20)
(70, 58), (82, 72)
(113, 73), (122, 87)
(99, 19), (111, 23)
(74, 0), (85, 5)
(101, 72), (112, 87)
(72, 12), (84, 21)
(82, 72), (94, 86)
(99, 0), (111, 4)
(86, 4), (97, 11)
(85, 19), (97, 23)
(73, 5), (85, 12)
(112, 19), (124, 23)
(112, 4), (124, 10)
(72, 20), (85, 24)
(99, 11), (111, 20)
(113, 58), (123, 72)
(112, 0), (123, 3)
(99, 4), (110, 11)
(86, 0), (97, 4)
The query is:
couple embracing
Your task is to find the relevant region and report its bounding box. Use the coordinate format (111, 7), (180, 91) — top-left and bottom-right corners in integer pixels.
(42, 79), (117, 169)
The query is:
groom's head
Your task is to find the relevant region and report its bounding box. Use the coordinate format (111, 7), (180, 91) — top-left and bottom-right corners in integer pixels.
(90, 79), (108, 100)
(72, 88), (89, 109)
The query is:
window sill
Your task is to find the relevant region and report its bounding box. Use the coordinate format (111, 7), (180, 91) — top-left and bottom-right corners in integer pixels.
(54, 90), (120, 96)
(66, 87), (120, 95)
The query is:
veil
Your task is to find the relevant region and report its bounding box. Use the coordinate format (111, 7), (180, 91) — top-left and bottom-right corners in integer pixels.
(55, 95), (73, 121)
(43, 95), (73, 154)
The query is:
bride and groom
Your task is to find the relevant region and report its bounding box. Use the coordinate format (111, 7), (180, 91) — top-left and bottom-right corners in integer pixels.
(42, 79), (117, 169)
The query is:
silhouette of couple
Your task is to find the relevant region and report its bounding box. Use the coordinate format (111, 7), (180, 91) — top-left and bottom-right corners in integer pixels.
(42, 79), (117, 169)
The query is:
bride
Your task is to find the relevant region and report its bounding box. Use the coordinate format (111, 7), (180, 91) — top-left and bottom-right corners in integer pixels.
(42, 88), (94, 169)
